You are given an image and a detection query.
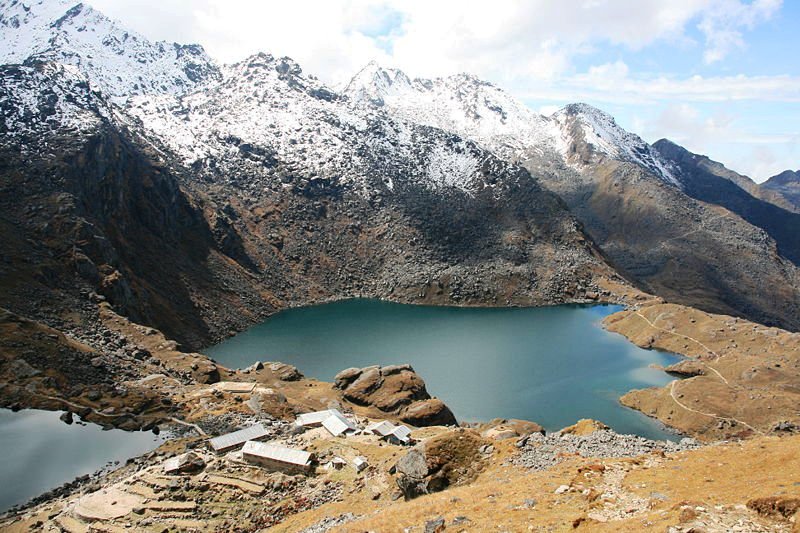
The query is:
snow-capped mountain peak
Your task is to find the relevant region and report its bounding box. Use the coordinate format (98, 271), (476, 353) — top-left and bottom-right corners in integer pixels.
(0, 0), (220, 104)
(552, 103), (680, 186)
(344, 62), (680, 187)
(345, 61), (413, 106)
(344, 62), (561, 161)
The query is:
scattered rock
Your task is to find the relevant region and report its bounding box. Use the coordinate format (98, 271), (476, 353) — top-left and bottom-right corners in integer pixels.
(7, 359), (41, 379)
(424, 516), (446, 533)
(512, 429), (699, 471)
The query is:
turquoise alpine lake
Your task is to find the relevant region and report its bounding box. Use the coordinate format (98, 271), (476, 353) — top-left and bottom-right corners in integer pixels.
(0, 409), (164, 512)
(207, 300), (682, 441)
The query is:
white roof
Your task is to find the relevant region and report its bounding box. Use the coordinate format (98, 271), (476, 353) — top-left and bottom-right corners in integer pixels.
(208, 423), (269, 452)
(366, 420), (396, 437)
(353, 456), (368, 467)
(162, 452), (196, 473)
(391, 425), (412, 442)
(242, 441), (312, 466)
(295, 409), (342, 426)
(322, 412), (357, 437)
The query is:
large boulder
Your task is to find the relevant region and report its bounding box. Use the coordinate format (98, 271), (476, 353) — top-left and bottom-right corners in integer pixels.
(333, 365), (457, 426)
(191, 360), (220, 384)
(269, 362), (303, 381)
(401, 399), (457, 427)
(479, 418), (545, 440)
(393, 429), (485, 499)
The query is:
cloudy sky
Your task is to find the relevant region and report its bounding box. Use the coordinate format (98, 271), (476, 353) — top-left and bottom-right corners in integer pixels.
(90, 0), (799, 182)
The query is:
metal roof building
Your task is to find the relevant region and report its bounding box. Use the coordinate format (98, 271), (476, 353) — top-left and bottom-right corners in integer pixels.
(208, 423), (269, 453)
(242, 441), (314, 473)
(389, 425), (412, 444)
(353, 456), (369, 472)
(295, 409), (338, 427)
(366, 420), (396, 437)
(366, 420), (412, 444)
(322, 411), (358, 437)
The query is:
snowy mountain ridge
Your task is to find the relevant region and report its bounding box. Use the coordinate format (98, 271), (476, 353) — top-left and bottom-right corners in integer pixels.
(0, 0), (679, 190)
(344, 61), (565, 162)
(0, 0), (220, 104)
(125, 52), (508, 196)
(344, 62), (680, 187)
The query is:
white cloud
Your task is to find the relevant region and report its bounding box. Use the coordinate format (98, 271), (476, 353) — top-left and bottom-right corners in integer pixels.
(698, 0), (782, 63)
(88, 0), (783, 86)
(519, 61), (800, 105)
(636, 103), (797, 181)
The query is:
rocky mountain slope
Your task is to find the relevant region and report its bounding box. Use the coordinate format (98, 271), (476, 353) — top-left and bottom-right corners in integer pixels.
(346, 63), (800, 331)
(653, 139), (800, 264)
(762, 169), (800, 211)
(0, 1), (622, 353)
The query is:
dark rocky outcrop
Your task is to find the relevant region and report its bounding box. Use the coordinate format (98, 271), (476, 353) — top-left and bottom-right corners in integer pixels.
(393, 429), (485, 499)
(333, 365), (457, 426)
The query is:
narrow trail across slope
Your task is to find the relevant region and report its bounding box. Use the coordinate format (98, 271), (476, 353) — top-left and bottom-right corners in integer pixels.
(631, 310), (764, 435)
(668, 381), (764, 436)
(655, 212), (730, 255)
(633, 310), (729, 384)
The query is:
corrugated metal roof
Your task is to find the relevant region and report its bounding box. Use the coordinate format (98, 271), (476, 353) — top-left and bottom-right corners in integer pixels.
(208, 423), (269, 452)
(353, 456), (368, 470)
(295, 409), (336, 426)
(391, 425), (412, 442)
(242, 441), (312, 466)
(322, 412), (357, 437)
(366, 420), (396, 436)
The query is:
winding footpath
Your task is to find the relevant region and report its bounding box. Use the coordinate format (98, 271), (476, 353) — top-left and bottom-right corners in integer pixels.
(633, 310), (764, 436)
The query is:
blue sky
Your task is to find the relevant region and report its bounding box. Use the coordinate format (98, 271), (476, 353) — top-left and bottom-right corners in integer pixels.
(93, 0), (799, 181)
(532, 1), (800, 181)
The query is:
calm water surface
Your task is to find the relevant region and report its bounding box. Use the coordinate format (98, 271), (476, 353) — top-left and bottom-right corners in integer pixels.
(207, 300), (681, 440)
(0, 409), (164, 512)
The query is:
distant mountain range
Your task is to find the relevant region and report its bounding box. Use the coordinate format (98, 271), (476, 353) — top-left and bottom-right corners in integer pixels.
(1, 0), (798, 344)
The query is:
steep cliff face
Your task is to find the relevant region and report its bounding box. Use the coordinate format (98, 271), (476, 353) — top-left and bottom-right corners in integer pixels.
(0, 62), (274, 348)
